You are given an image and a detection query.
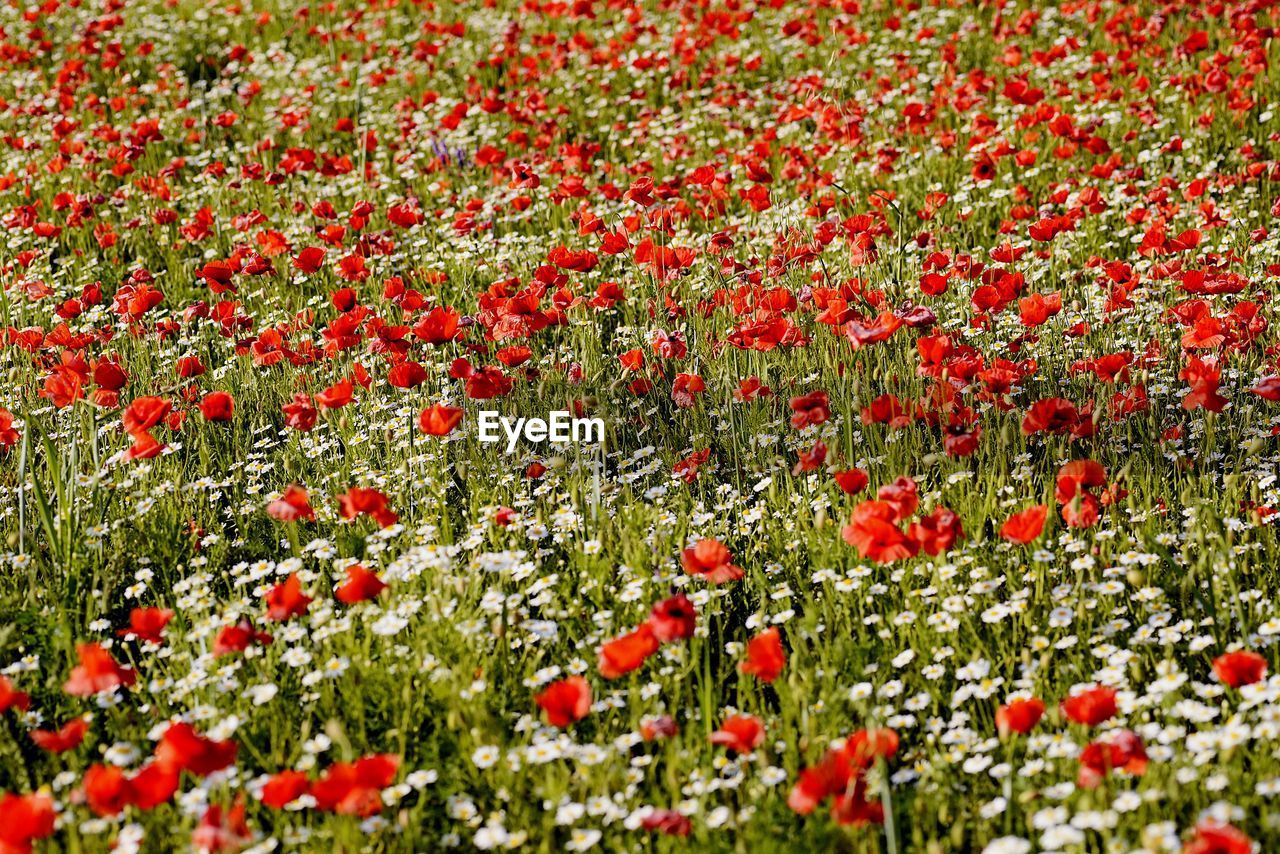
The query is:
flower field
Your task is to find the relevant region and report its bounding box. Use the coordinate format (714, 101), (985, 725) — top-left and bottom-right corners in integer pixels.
(2, 0), (1280, 850)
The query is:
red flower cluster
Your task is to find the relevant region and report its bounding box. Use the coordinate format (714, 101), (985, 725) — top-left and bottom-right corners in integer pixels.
(789, 729), (899, 826)
(1055, 460), (1111, 529)
(0, 792), (55, 853)
(842, 476), (963, 563)
(260, 754), (399, 816)
(83, 723), (236, 816)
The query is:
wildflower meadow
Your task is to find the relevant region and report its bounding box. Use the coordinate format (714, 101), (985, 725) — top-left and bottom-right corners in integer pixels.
(1, 0), (1279, 850)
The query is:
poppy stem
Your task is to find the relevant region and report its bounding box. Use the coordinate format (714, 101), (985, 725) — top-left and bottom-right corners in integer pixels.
(879, 762), (898, 854)
(3, 713), (39, 791)
(16, 418), (27, 557)
(406, 405), (414, 510)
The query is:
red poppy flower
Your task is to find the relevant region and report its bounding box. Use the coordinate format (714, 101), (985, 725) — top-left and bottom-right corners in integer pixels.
(999, 505), (1048, 544)
(627, 376), (653, 396)
(266, 484), (315, 522)
(334, 565), (387, 604)
(672, 448), (711, 484)
(260, 770), (311, 808)
(387, 360), (427, 389)
(413, 306), (461, 344)
(0, 408), (20, 451)
(845, 311), (904, 350)
(191, 799), (252, 853)
(336, 486), (398, 528)
(42, 370), (84, 410)
(82, 764), (132, 816)
(63, 643), (136, 696)
(387, 202), (423, 228)
(117, 607), (174, 645)
(175, 355), (205, 379)
(154, 722), (238, 777)
(1181, 355), (1227, 412)
(1021, 397), (1088, 437)
(671, 373), (706, 408)
(293, 246), (326, 273)
(0, 675), (30, 713)
(122, 395), (172, 436)
(907, 506), (964, 556)
(1061, 493), (1101, 529)
(734, 377), (772, 401)
(309, 754), (399, 816)
(281, 393), (317, 432)
(845, 729), (900, 766)
(31, 717), (89, 753)
(640, 715), (679, 741)
(1061, 685), (1118, 726)
(649, 329), (688, 359)
(618, 349), (645, 371)
(1077, 729), (1147, 789)
(213, 620), (273, 657)
(337, 253), (369, 281)
(0, 791), (55, 851)
(876, 477), (919, 520)
(199, 391), (235, 422)
(833, 468), (869, 495)
(1017, 291), (1061, 326)
(789, 390), (830, 428)
(789, 728), (897, 821)
(1213, 650), (1267, 688)
(793, 440), (827, 474)
(830, 777), (885, 826)
(534, 675), (592, 727)
(418, 403), (463, 436)
(1250, 377), (1280, 401)
(996, 697), (1045, 737)
(710, 715), (765, 754)
(598, 623), (659, 679)
(1056, 460), (1107, 529)
(263, 574), (312, 622)
(1055, 460), (1107, 502)
(496, 345), (532, 367)
(126, 761), (180, 810)
(464, 366), (514, 399)
(648, 593), (697, 642)
(842, 501), (917, 563)
(1184, 822), (1253, 854)
(640, 810), (692, 837)
(124, 430), (166, 461)
(681, 538), (743, 584)
(315, 379), (354, 409)
(740, 627), (786, 683)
